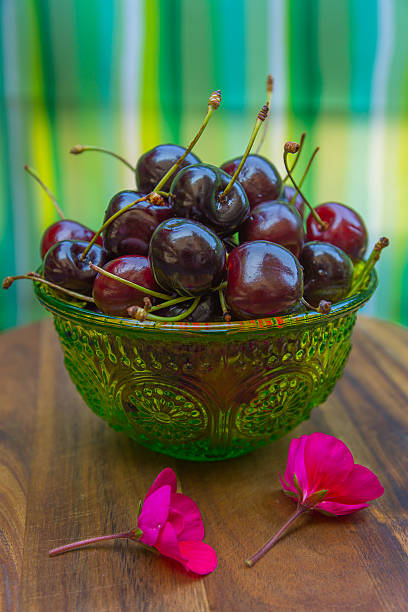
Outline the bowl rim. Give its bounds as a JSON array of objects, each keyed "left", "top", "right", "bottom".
[{"left": 34, "top": 269, "right": 378, "bottom": 334}]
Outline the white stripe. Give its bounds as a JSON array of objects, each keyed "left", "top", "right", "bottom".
[
  {"left": 267, "top": 0, "right": 287, "bottom": 173},
  {"left": 366, "top": 0, "right": 394, "bottom": 316},
  {"left": 120, "top": 0, "right": 143, "bottom": 179}
]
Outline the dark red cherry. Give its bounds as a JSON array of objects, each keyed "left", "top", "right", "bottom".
[
  {"left": 43, "top": 240, "right": 106, "bottom": 295},
  {"left": 281, "top": 185, "right": 306, "bottom": 219},
  {"left": 239, "top": 201, "right": 304, "bottom": 258},
  {"left": 220, "top": 154, "right": 282, "bottom": 209},
  {"left": 157, "top": 293, "right": 222, "bottom": 322},
  {"left": 170, "top": 164, "right": 249, "bottom": 236},
  {"left": 149, "top": 218, "right": 227, "bottom": 296},
  {"left": 306, "top": 202, "right": 368, "bottom": 260},
  {"left": 300, "top": 241, "right": 353, "bottom": 306},
  {"left": 93, "top": 255, "right": 160, "bottom": 317},
  {"left": 102, "top": 190, "right": 172, "bottom": 257},
  {"left": 226, "top": 241, "right": 303, "bottom": 319},
  {"left": 136, "top": 144, "right": 201, "bottom": 193},
  {"left": 40, "top": 220, "right": 103, "bottom": 259}
]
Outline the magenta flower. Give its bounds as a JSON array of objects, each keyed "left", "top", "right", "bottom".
[
  {"left": 49, "top": 468, "right": 217, "bottom": 575},
  {"left": 246, "top": 433, "right": 384, "bottom": 567}
]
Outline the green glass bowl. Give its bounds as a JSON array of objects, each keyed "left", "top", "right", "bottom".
[{"left": 34, "top": 272, "right": 377, "bottom": 461}]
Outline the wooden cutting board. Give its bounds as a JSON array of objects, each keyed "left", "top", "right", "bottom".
[{"left": 1, "top": 317, "right": 407, "bottom": 611}]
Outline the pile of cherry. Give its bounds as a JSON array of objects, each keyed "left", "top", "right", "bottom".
[{"left": 3, "top": 86, "right": 388, "bottom": 323}]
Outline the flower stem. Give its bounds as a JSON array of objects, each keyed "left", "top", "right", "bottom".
[
  {"left": 49, "top": 531, "right": 134, "bottom": 557},
  {"left": 245, "top": 506, "right": 305, "bottom": 567}
]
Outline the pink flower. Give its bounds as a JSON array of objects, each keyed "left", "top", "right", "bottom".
[
  {"left": 137, "top": 468, "right": 217, "bottom": 575},
  {"left": 246, "top": 433, "right": 384, "bottom": 567},
  {"left": 49, "top": 467, "right": 217, "bottom": 576},
  {"left": 280, "top": 432, "right": 384, "bottom": 515}
]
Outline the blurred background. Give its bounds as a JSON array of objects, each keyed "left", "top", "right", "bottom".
[{"left": 1, "top": 0, "right": 407, "bottom": 331}]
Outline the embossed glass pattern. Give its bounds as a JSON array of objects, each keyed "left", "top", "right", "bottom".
[{"left": 34, "top": 272, "right": 377, "bottom": 461}]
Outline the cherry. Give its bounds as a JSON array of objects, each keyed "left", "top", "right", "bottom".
[
  {"left": 41, "top": 220, "right": 103, "bottom": 259},
  {"left": 239, "top": 201, "right": 304, "bottom": 258},
  {"left": 169, "top": 164, "right": 249, "bottom": 236},
  {"left": 136, "top": 145, "right": 201, "bottom": 193},
  {"left": 149, "top": 218, "right": 227, "bottom": 296},
  {"left": 43, "top": 240, "right": 106, "bottom": 295},
  {"left": 103, "top": 190, "right": 172, "bottom": 257},
  {"left": 300, "top": 242, "right": 353, "bottom": 306},
  {"left": 281, "top": 186, "right": 306, "bottom": 219},
  {"left": 226, "top": 241, "right": 303, "bottom": 319},
  {"left": 220, "top": 154, "right": 282, "bottom": 209},
  {"left": 156, "top": 293, "right": 222, "bottom": 322},
  {"left": 306, "top": 202, "right": 368, "bottom": 260},
  {"left": 283, "top": 143, "right": 367, "bottom": 260},
  {"left": 24, "top": 165, "right": 102, "bottom": 257},
  {"left": 92, "top": 256, "right": 162, "bottom": 317}
]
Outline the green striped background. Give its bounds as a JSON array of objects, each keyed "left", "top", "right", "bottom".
[{"left": 1, "top": 0, "right": 407, "bottom": 330}]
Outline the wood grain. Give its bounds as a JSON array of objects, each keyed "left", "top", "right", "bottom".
[{"left": 0, "top": 317, "right": 407, "bottom": 611}]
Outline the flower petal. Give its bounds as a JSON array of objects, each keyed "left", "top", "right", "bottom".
[
  {"left": 315, "top": 500, "right": 370, "bottom": 515},
  {"left": 178, "top": 541, "right": 218, "bottom": 575},
  {"left": 145, "top": 468, "right": 178, "bottom": 499},
  {"left": 282, "top": 435, "right": 309, "bottom": 498},
  {"left": 170, "top": 493, "right": 205, "bottom": 541},
  {"left": 303, "top": 433, "right": 355, "bottom": 496},
  {"left": 138, "top": 485, "right": 171, "bottom": 546},
  {"left": 325, "top": 464, "right": 384, "bottom": 504},
  {"left": 155, "top": 521, "right": 185, "bottom": 564}
]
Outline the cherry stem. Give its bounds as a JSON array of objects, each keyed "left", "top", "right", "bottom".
[
  {"left": 146, "top": 297, "right": 200, "bottom": 322},
  {"left": 245, "top": 506, "right": 306, "bottom": 567},
  {"left": 70, "top": 145, "right": 136, "bottom": 173},
  {"left": 149, "top": 295, "right": 195, "bottom": 312},
  {"left": 218, "top": 288, "right": 231, "bottom": 322},
  {"left": 24, "top": 165, "right": 65, "bottom": 219},
  {"left": 301, "top": 297, "right": 331, "bottom": 315},
  {"left": 49, "top": 531, "right": 137, "bottom": 557},
  {"left": 255, "top": 75, "right": 274, "bottom": 155},
  {"left": 282, "top": 132, "right": 306, "bottom": 183},
  {"left": 89, "top": 262, "right": 173, "bottom": 301},
  {"left": 81, "top": 194, "right": 149, "bottom": 259},
  {"left": 290, "top": 146, "right": 320, "bottom": 205},
  {"left": 220, "top": 103, "right": 270, "bottom": 200},
  {"left": 154, "top": 90, "right": 221, "bottom": 194},
  {"left": 80, "top": 91, "right": 221, "bottom": 261},
  {"left": 350, "top": 237, "right": 389, "bottom": 294},
  {"left": 2, "top": 273, "right": 95, "bottom": 302},
  {"left": 283, "top": 143, "right": 327, "bottom": 230}
]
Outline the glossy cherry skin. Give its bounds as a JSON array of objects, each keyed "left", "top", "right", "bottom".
[
  {"left": 158, "top": 293, "right": 223, "bottom": 322},
  {"left": 149, "top": 218, "right": 227, "bottom": 296},
  {"left": 239, "top": 201, "right": 305, "bottom": 258},
  {"left": 43, "top": 240, "right": 106, "bottom": 296},
  {"left": 306, "top": 202, "right": 368, "bottom": 260},
  {"left": 170, "top": 164, "right": 249, "bottom": 237},
  {"left": 226, "top": 241, "right": 303, "bottom": 319},
  {"left": 281, "top": 185, "right": 306, "bottom": 219},
  {"left": 220, "top": 154, "right": 282, "bottom": 209},
  {"left": 300, "top": 241, "right": 354, "bottom": 306},
  {"left": 92, "top": 255, "right": 160, "bottom": 317},
  {"left": 103, "top": 190, "right": 172, "bottom": 258},
  {"left": 136, "top": 144, "right": 201, "bottom": 193},
  {"left": 40, "top": 220, "right": 103, "bottom": 259}
]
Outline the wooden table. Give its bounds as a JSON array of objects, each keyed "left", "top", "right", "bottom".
[{"left": 1, "top": 317, "right": 407, "bottom": 611}]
